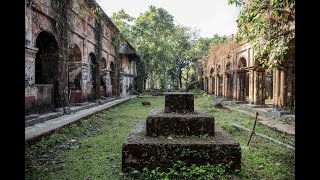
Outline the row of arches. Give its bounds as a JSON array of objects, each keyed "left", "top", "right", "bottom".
[
  {"left": 34, "top": 30, "right": 116, "bottom": 107},
  {"left": 207, "top": 57, "right": 249, "bottom": 101},
  {"left": 205, "top": 52, "right": 295, "bottom": 112}
]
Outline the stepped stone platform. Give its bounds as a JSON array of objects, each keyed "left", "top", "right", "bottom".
[
  {"left": 122, "top": 92, "right": 241, "bottom": 172},
  {"left": 122, "top": 121, "right": 241, "bottom": 172},
  {"left": 146, "top": 109, "right": 214, "bottom": 136}
]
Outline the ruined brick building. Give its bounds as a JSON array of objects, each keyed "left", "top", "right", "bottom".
[
  {"left": 25, "top": 0, "right": 141, "bottom": 114},
  {"left": 202, "top": 38, "right": 295, "bottom": 114}
]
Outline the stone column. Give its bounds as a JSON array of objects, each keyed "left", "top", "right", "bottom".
[
  {"left": 208, "top": 76, "right": 211, "bottom": 94},
  {"left": 215, "top": 75, "right": 219, "bottom": 97},
  {"left": 25, "top": 46, "right": 38, "bottom": 110},
  {"left": 233, "top": 73, "right": 237, "bottom": 99},
  {"left": 209, "top": 76, "right": 213, "bottom": 94},
  {"left": 236, "top": 74, "right": 240, "bottom": 100},
  {"left": 279, "top": 68, "right": 287, "bottom": 109},
  {"left": 25, "top": 47, "right": 38, "bottom": 87},
  {"left": 286, "top": 65, "right": 295, "bottom": 111},
  {"left": 273, "top": 69, "right": 280, "bottom": 109},
  {"left": 225, "top": 74, "right": 228, "bottom": 98},
  {"left": 218, "top": 76, "right": 223, "bottom": 96},
  {"left": 257, "top": 71, "right": 266, "bottom": 105},
  {"left": 222, "top": 74, "right": 226, "bottom": 97},
  {"left": 253, "top": 71, "right": 258, "bottom": 104},
  {"left": 249, "top": 70, "right": 254, "bottom": 104}
]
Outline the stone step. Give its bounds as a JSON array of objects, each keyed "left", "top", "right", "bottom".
[
  {"left": 69, "top": 102, "right": 99, "bottom": 113},
  {"left": 164, "top": 92, "right": 194, "bottom": 113},
  {"left": 146, "top": 109, "right": 214, "bottom": 137},
  {"left": 25, "top": 112, "right": 63, "bottom": 127},
  {"left": 69, "top": 102, "right": 90, "bottom": 106},
  {"left": 238, "top": 104, "right": 295, "bottom": 123},
  {"left": 122, "top": 121, "right": 241, "bottom": 172},
  {"left": 25, "top": 114, "right": 39, "bottom": 121},
  {"left": 98, "top": 98, "right": 116, "bottom": 105}
]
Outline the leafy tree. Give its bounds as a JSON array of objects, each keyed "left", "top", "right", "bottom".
[
  {"left": 228, "top": 0, "right": 295, "bottom": 68},
  {"left": 170, "top": 25, "right": 198, "bottom": 89},
  {"left": 111, "top": 9, "right": 134, "bottom": 42},
  {"left": 131, "top": 6, "right": 176, "bottom": 94},
  {"left": 111, "top": 7, "right": 231, "bottom": 92}
]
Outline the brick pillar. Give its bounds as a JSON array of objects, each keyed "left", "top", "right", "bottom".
[
  {"left": 253, "top": 71, "right": 258, "bottom": 104},
  {"left": 215, "top": 75, "right": 219, "bottom": 97},
  {"left": 273, "top": 69, "right": 280, "bottom": 108},
  {"left": 256, "top": 71, "right": 266, "bottom": 105},
  {"left": 207, "top": 76, "right": 210, "bottom": 94},
  {"left": 236, "top": 74, "right": 240, "bottom": 100},
  {"left": 225, "top": 74, "right": 228, "bottom": 98},
  {"left": 222, "top": 74, "right": 226, "bottom": 97},
  {"left": 219, "top": 76, "right": 222, "bottom": 96},
  {"left": 279, "top": 68, "right": 287, "bottom": 108},
  {"left": 233, "top": 72, "right": 237, "bottom": 99},
  {"left": 249, "top": 70, "right": 254, "bottom": 104},
  {"left": 286, "top": 65, "right": 295, "bottom": 111}
]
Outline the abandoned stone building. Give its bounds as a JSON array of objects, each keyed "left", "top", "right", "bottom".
[
  {"left": 203, "top": 39, "right": 295, "bottom": 114},
  {"left": 25, "top": 0, "right": 141, "bottom": 114}
]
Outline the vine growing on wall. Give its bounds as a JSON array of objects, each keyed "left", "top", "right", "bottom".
[
  {"left": 228, "top": 0, "right": 295, "bottom": 68},
  {"left": 111, "top": 33, "right": 123, "bottom": 97},
  {"left": 93, "top": 8, "right": 104, "bottom": 99}
]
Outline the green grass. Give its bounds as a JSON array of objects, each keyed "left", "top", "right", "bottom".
[{"left": 25, "top": 94, "right": 295, "bottom": 179}]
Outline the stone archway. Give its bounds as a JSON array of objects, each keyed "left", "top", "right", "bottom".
[
  {"left": 35, "top": 30, "right": 60, "bottom": 107},
  {"left": 237, "top": 57, "right": 248, "bottom": 101},
  {"left": 225, "top": 62, "right": 233, "bottom": 98},
  {"left": 68, "top": 44, "right": 82, "bottom": 103},
  {"left": 88, "top": 53, "right": 99, "bottom": 100},
  {"left": 210, "top": 67, "right": 215, "bottom": 94},
  {"left": 265, "top": 70, "right": 273, "bottom": 106},
  {"left": 100, "top": 57, "right": 107, "bottom": 97}
]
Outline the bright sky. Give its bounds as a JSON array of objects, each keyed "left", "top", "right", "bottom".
[{"left": 96, "top": 0, "right": 240, "bottom": 38}]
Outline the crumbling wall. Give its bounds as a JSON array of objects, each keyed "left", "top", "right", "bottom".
[{"left": 25, "top": 0, "right": 139, "bottom": 114}]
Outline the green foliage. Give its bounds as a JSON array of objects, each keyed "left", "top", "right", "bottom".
[
  {"left": 228, "top": 0, "right": 295, "bottom": 68},
  {"left": 188, "top": 34, "right": 228, "bottom": 59},
  {"left": 111, "top": 6, "right": 231, "bottom": 90},
  {"left": 111, "top": 9, "right": 134, "bottom": 41},
  {"left": 127, "top": 161, "right": 229, "bottom": 180},
  {"left": 190, "top": 88, "right": 209, "bottom": 99}
]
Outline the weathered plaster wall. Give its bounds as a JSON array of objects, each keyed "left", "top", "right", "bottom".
[{"left": 25, "top": 0, "right": 138, "bottom": 114}]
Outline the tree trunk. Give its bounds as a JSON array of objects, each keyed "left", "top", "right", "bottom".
[{"left": 150, "top": 72, "right": 155, "bottom": 95}]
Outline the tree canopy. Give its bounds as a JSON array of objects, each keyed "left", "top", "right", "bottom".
[
  {"left": 228, "top": 0, "right": 295, "bottom": 68},
  {"left": 111, "top": 6, "right": 231, "bottom": 92}
]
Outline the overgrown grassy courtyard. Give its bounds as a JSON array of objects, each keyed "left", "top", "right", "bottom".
[{"left": 25, "top": 92, "right": 295, "bottom": 179}]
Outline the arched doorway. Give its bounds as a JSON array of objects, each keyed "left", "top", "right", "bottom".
[
  {"left": 265, "top": 69, "right": 273, "bottom": 106},
  {"left": 226, "top": 62, "right": 232, "bottom": 98},
  {"left": 210, "top": 67, "right": 215, "bottom": 94},
  {"left": 88, "top": 53, "right": 98, "bottom": 100},
  {"left": 68, "top": 44, "right": 82, "bottom": 103},
  {"left": 100, "top": 58, "right": 107, "bottom": 97},
  {"left": 35, "top": 30, "right": 60, "bottom": 107},
  {"left": 237, "top": 57, "right": 248, "bottom": 101},
  {"left": 217, "top": 65, "right": 222, "bottom": 96},
  {"left": 110, "top": 61, "right": 116, "bottom": 96}
]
